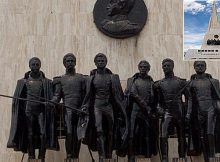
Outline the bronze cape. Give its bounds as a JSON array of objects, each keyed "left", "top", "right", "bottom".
[
  {"left": 124, "top": 73, "right": 158, "bottom": 157},
  {"left": 7, "top": 71, "right": 59, "bottom": 153},
  {"left": 77, "top": 69, "right": 128, "bottom": 155},
  {"left": 187, "top": 73, "right": 220, "bottom": 155}
]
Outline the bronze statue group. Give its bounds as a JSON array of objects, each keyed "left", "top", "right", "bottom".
[{"left": 6, "top": 53, "right": 220, "bottom": 162}]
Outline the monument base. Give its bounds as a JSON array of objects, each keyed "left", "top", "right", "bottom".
[
  {"left": 64, "top": 158, "right": 79, "bottom": 162},
  {"left": 135, "top": 158, "right": 151, "bottom": 162},
  {"left": 103, "top": 159, "right": 117, "bottom": 162}
]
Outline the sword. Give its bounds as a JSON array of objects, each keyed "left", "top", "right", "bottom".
[{"left": 0, "top": 93, "right": 88, "bottom": 115}]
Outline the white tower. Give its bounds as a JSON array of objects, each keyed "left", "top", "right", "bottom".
[{"left": 201, "top": 0, "right": 220, "bottom": 48}]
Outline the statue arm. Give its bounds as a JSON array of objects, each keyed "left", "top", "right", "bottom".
[
  {"left": 51, "top": 77, "right": 62, "bottom": 103},
  {"left": 153, "top": 81, "right": 165, "bottom": 117},
  {"left": 80, "top": 76, "right": 93, "bottom": 111},
  {"left": 186, "top": 82, "right": 193, "bottom": 120},
  {"left": 131, "top": 83, "right": 151, "bottom": 113}
]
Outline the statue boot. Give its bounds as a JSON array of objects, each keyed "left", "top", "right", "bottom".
[
  {"left": 178, "top": 137, "right": 186, "bottom": 158},
  {"left": 40, "top": 158, "right": 45, "bottom": 162},
  {"left": 38, "top": 135, "right": 46, "bottom": 162},
  {"left": 97, "top": 132, "right": 105, "bottom": 162},
  {"left": 73, "top": 136, "right": 81, "bottom": 159},
  {"left": 145, "top": 137, "right": 150, "bottom": 157},
  {"left": 128, "top": 156, "right": 135, "bottom": 162},
  {"left": 208, "top": 134, "right": 215, "bottom": 162},
  {"left": 160, "top": 137, "right": 169, "bottom": 162},
  {"left": 106, "top": 133, "right": 113, "bottom": 159},
  {"left": 200, "top": 137, "right": 209, "bottom": 162},
  {"left": 28, "top": 135, "right": 35, "bottom": 160},
  {"left": 66, "top": 133, "right": 73, "bottom": 159},
  {"left": 128, "top": 138, "right": 135, "bottom": 162}
]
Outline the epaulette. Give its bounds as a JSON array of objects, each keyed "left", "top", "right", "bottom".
[
  {"left": 76, "top": 73, "right": 87, "bottom": 80},
  {"left": 177, "top": 77, "right": 186, "bottom": 82},
  {"left": 190, "top": 74, "right": 196, "bottom": 80},
  {"left": 53, "top": 76, "right": 61, "bottom": 85},
  {"left": 153, "top": 80, "right": 161, "bottom": 88},
  {"left": 205, "top": 73, "right": 212, "bottom": 78}
]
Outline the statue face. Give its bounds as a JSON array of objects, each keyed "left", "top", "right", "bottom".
[
  {"left": 138, "top": 62, "right": 150, "bottom": 75},
  {"left": 29, "top": 59, "right": 41, "bottom": 73},
  {"left": 162, "top": 61, "right": 174, "bottom": 74},
  {"left": 64, "top": 56, "right": 76, "bottom": 70},
  {"left": 194, "top": 62, "right": 206, "bottom": 74},
  {"left": 95, "top": 56, "right": 107, "bottom": 69},
  {"left": 107, "top": 0, "right": 125, "bottom": 16}
]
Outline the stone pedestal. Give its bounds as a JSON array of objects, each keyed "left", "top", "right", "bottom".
[
  {"left": 135, "top": 158, "right": 151, "bottom": 162},
  {"left": 64, "top": 159, "right": 79, "bottom": 162},
  {"left": 103, "top": 159, "right": 117, "bottom": 162}
]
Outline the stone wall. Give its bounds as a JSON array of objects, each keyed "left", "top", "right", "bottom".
[{"left": 0, "top": 0, "right": 219, "bottom": 161}]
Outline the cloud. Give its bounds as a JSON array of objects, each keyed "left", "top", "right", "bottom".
[
  {"left": 184, "top": 32, "right": 204, "bottom": 51},
  {"left": 184, "top": 0, "right": 220, "bottom": 14},
  {"left": 185, "top": 32, "right": 205, "bottom": 43},
  {"left": 184, "top": 0, "right": 206, "bottom": 14},
  {"left": 207, "top": 0, "right": 214, "bottom": 4}
]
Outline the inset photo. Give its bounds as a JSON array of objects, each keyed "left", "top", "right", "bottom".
[{"left": 184, "top": 0, "right": 220, "bottom": 60}]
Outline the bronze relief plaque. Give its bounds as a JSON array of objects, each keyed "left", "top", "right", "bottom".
[{"left": 93, "top": 0, "right": 148, "bottom": 39}]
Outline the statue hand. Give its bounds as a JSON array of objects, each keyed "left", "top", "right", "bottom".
[
  {"left": 80, "top": 105, "right": 88, "bottom": 116},
  {"left": 148, "top": 110, "right": 157, "bottom": 119},
  {"left": 157, "top": 107, "right": 165, "bottom": 118}
]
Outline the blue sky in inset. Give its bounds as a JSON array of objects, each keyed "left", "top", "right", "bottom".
[{"left": 184, "top": 0, "right": 220, "bottom": 51}]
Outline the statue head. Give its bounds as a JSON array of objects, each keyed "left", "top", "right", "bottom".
[
  {"left": 63, "top": 53, "right": 76, "bottom": 70},
  {"left": 138, "top": 60, "right": 150, "bottom": 75},
  {"left": 106, "top": 0, "right": 135, "bottom": 16},
  {"left": 29, "top": 57, "right": 41, "bottom": 73},
  {"left": 94, "top": 53, "right": 108, "bottom": 69},
  {"left": 194, "top": 61, "right": 206, "bottom": 74},
  {"left": 162, "top": 58, "right": 174, "bottom": 75}
]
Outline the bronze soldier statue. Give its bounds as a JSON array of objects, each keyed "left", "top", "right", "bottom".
[
  {"left": 154, "top": 58, "right": 188, "bottom": 162},
  {"left": 7, "top": 57, "right": 58, "bottom": 162},
  {"left": 187, "top": 61, "right": 220, "bottom": 162},
  {"left": 51, "top": 53, "right": 86, "bottom": 161},
  {"left": 125, "top": 60, "right": 158, "bottom": 162},
  {"left": 77, "top": 53, "right": 128, "bottom": 162}
]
